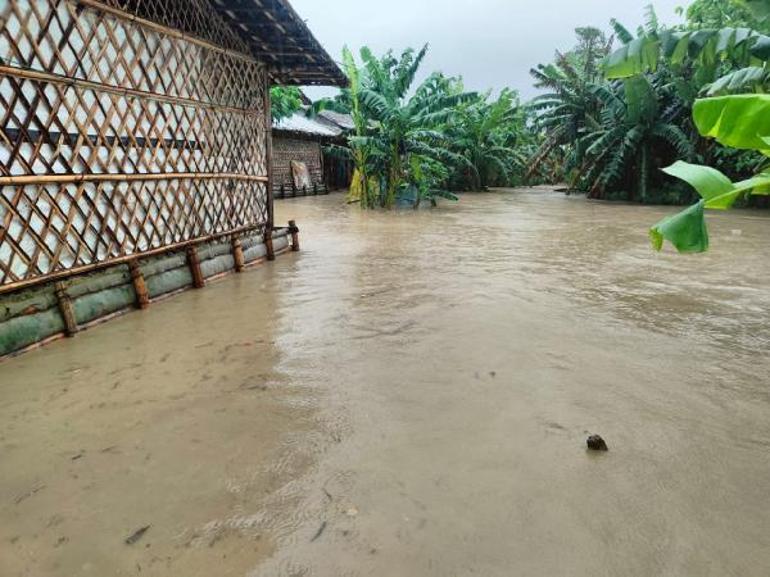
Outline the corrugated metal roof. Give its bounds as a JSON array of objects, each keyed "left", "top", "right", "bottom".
[
  {"left": 317, "top": 110, "right": 355, "bottom": 131},
  {"left": 273, "top": 112, "right": 342, "bottom": 137}
]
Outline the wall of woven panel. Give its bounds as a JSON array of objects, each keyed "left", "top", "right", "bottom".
[{"left": 0, "top": 0, "right": 271, "bottom": 292}]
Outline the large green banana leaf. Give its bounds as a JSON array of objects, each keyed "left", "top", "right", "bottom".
[
  {"left": 606, "top": 28, "right": 770, "bottom": 79},
  {"left": 693, "top": 94, "right": 770, "bottom": 151},
  {"left": 651, "top": 161, "right": 770, "bottom": 252},
  {"left": 650, "top": 200, "right": 710, "bottom": 253}
]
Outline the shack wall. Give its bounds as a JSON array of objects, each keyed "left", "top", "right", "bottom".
[
  {"left": 272, "top": 135, "right": 325, "bottom": 197},
  {"left": 0, "top": 0, "right": 271, "bottom": 294}
]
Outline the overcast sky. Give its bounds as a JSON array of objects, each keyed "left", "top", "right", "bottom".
[{"left": 291, "top": 0, "right": 686, "bottom": 101}]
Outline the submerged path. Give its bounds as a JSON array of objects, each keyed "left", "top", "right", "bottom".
[{"left": 1, "top": 189, "right": 769, "bottom": 577}]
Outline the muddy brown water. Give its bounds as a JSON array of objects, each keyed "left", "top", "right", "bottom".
[{"left": 1, "top": 189, "right": 769, "bottom": 577}]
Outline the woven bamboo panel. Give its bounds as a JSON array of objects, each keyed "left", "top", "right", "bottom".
[
  {"left": 0, "top": 0, "right": 271, "bottom": 291},
  {"left": 102, "top": 0, "right": 252, "bottom": 57}
]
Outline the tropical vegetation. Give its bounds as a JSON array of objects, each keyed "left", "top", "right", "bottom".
[
  {"left": 309, "top": 45, "right": 534, "bottom": 208},
  {"left": 601, "top": 0, "right": 770, "bottom": 252},
  {"left": 270, "top": 86, "right": 304, "bottom": 122},
  {"left": 273, "top": 0, "right": 770, "bottom": 253}
]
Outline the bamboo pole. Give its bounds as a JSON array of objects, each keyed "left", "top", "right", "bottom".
[
  {"left": 0, "top": 171, "right": 268, "bottom": 186},
  {"left": 0, "top": 64, "right": 261, "bottom": 114},
  {"left": 288, "top": 220, "right": 300, "bottom": 252},
  {"left": 231, "top": 238, "right": 245, "bottom": 272},
  {"left": 186, "top": 246, "right": 205, "bottom": 288},
  {"left": 73, "top": 0, "right": 258, "bottom": 64},
  {"left": 127, "top": 260, "right": 150, "bottom": 309},
  {"left": 264, "top": 80, "right": 275, "bottom": 230},
  {"left": 54, "top": 281, "right": 79, "bottom": 336}
]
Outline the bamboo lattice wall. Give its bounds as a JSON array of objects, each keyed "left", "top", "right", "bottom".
[{"left": 0, "top": 0, "right": 272, "bottom": 293}]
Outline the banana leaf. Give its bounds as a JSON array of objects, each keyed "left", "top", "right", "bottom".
[
  {"left": 650, "top": 200, "right": 709, "bottom": 253},
  {"left": 693, "top": 94, "right": 770, "bottom": 151}
]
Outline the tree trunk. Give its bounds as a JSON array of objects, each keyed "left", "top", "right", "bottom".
[
  {"left": 386, "top": 145, "right": 401, "bottom": 208},
  {"left": 639, "top": 146, "right": 649, "bottom": 204}
]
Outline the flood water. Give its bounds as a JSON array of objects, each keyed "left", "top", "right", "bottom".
[{"left": 1, "top": 189, "right": 769, "bottom": 577}]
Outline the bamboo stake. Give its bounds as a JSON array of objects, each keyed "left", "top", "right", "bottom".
[
  {"left": 231, "top": 238, "right": 245, "bottom": 272},
  {"left": 54, "top": 281, "right": 79, "bottom": 336},
  {"left": 288, "top": 220, "right": 300, "bottom": 252},
  {"left": 0, "top": 224, "right": 264, "bottom": 295},
  {"left": 127, "top": 260, "right": 150, "bottom": 309},
  {"left": 186, "top": 246, "right": 205, "bottom": 288},
  {"left": 264, "top": 231, "right": 276, "bottom": 262},
  {"left": 0, "top": 172, "right": 268, "bottom": 186}
]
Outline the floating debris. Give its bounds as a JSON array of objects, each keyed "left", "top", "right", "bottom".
[
  {"left": 310, "top": 521, "right": 327, "bottom": 542},
  {"left": 586, "top": 435, "right": 609, "bottom": 452},
  {"left": 125, "top": 525, "right": 151, "bottom": 545},
  {"left": 13, "top": 483, "right": 45, "bottom": 505}
]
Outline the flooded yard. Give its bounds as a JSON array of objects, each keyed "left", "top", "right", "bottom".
[{"left": 1, "top": 189, "right": 769, "bottom": 576}]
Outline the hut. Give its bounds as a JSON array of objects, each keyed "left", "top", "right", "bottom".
[
  {"left": 317, "top": 110, "right": 356, "bottom": 192},
  {"left": 272, "top": 112, "right": 342, "bottom": 199},
  {"left": 271, "top": 109, "right": 354, "bottom": 198},
  {"left": 0, "top": 0, "right": 346, "bottom": 358}
]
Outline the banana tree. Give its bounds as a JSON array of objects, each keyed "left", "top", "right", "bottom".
[
  {"left": 444, "top": 88, "right": 528, "bottom": 190},
  {"left": 527, "top": 27, "right": 613, "bottom": 183},
  {"left": 603, "top": 1, "right": 770, "bottom": 252},
  {"left": 579, "top": 75, "right": 694, "bottom": 200},
  {"left": 605, "top": 3, "right": 770, "bottom": 100},
  {"left": 355, "top": 49, "right": 477, "bottom": 207}
]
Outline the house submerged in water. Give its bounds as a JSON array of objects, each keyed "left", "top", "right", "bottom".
[{"left": 0, "top": 0, "right": 346, "bottom": 358}]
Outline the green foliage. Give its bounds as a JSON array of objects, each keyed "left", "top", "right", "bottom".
[
  {"left": 650, "top": 200, "right": 710, "bottom": 252},
  {"left": 652, "top": 97, "right": 770, "bottom": 252},
  {"left": 682, "top": 0, "right": 767, "bottom": 31},
  {"left": 527, "top": 27, "right": 613, "bottom": 184},
  {"left": 530, "top": 21, "right": 694, "bottom": 199},
  {"left": 605, "top": 4, "right": 770, "bottom": 100},
  {"left": 312, "top": 45, "right": 530, "bottom": 209},
  {"left": 444, "top": 88, "right": 529, "bottom": 190},
  {"left": 270, "top": 86, "right": 304, "bottom": 122},
  {"left": 694, "top": 94, "right": 770, "bottom": 149},
  {"left": 636, "top": 1, "right": 770, "bottom": 252}
]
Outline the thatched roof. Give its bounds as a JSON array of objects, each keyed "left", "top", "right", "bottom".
[{"left": 212, "top": 0, "right": 347, "bottom": 87}]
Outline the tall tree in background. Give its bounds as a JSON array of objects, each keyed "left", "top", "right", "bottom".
[
  {"left": 527, "top": 27, "right": 613, "bottom": 184},
  {"left": 681, "top": 0, "right": 767, "bottom": 30}
]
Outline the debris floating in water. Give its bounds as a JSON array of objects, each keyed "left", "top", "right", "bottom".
[
  {"left": 310, "top": 521, "right": 327, "bottom": 543},
  {"left": 124, "top": 525, "right": 151, "bottom": 545},
  {"left": 586, "top": 435, "right": 609, "bottom": 452}
]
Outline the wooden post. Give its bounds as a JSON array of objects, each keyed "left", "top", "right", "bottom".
[
  {"left": 288, "top": 220, "right": 300, "bottom": 252},
  {"left": 264, "top": 230, "right": 276, "bottom": 261},
  {"left": 232, "top": 237, "right": 245, "bottom": 272},
  {"left": 264, "top": 81, "right": 275, "bottom": 231},
  {"left": 187, "top": 246, "right": 205, "bottom": 288},
  {"left": 128, "top": 260, "right": 150, "bottom": 309},
  {"left": 54, "top": 281, "right": 79, "bottom": 337}
]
